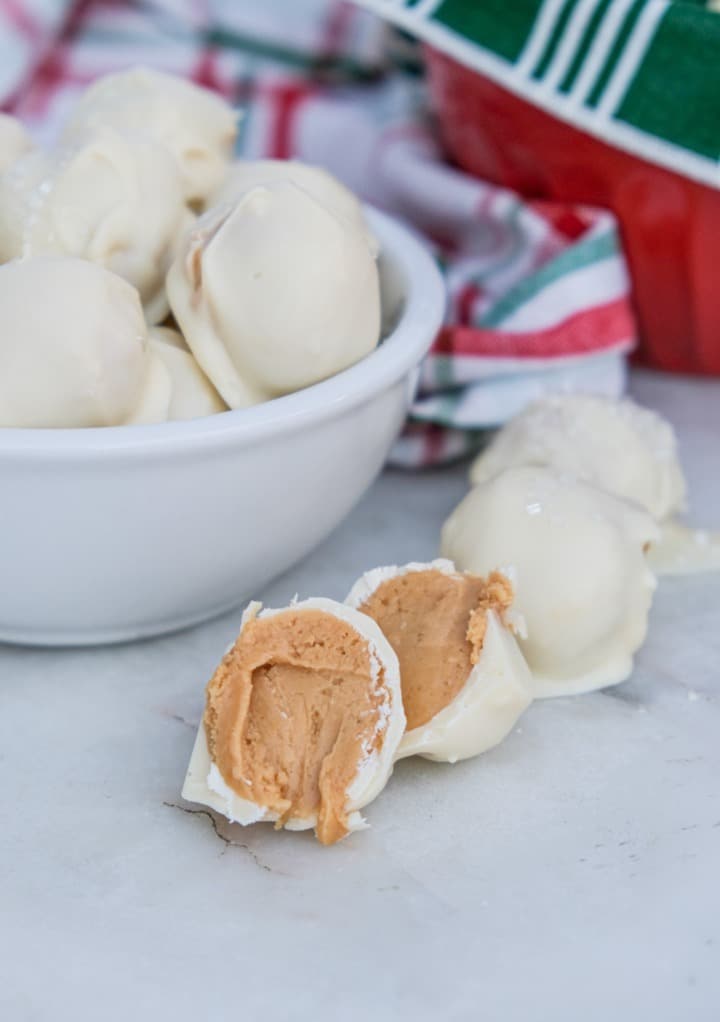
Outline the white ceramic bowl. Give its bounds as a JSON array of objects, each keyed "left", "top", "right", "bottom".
[{"left": 0, "top": 208, "right": 445, "bottom": 645}]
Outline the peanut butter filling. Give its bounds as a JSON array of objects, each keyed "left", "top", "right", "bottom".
[
  {"left": 204, "top": 608, "right": 388, "bottom": 845},
  {"left": 358, "top": 570, "right": 513, "bottom": 731}
]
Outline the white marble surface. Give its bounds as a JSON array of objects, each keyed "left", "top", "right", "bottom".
[{"left": 2, "top": 371, "right": 719, "bottom": 1022}]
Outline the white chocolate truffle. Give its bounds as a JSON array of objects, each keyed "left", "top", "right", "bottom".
[
  {"left": 61, "top": 67, "right": 238, "bottom": 204},
  {"left": 0, "top": 130, "right": 188, "bottom": 324},
  {"left": 469, "top": 394, "right": 687, "bottom": 521},
  {"left": 182, "top": 598, "right": 405, "bottom": 844},
  {"left": 0, "top": 114, "right": 34, "bottom": 173},
  {"left": 346, "top": 560, "right": 533, "bottom": 764},
  {"left": 212, "top": 159, "right": 378, "bottom": 253},
  {"left": 167, "top": 181, "right": 381, "bottom": 408},
  {"left": 0, "top": 257, "right": 170, "bottom": 428},
  {"left": 149, "top": 327, "right": 226, "bottom": 420},
  {"left": 441, "top": 467, "right": 660, "bottom": 697}
]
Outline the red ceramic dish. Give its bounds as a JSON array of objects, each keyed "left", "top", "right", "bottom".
[{"left": 426, "top": 46, "right": 720, "bottom": 376}]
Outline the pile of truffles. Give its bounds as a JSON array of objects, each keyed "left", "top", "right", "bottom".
[
  {"left": 183, "top": 393, "right": 719, "bottom": 846},
  {"left": 0, "top": 68, "right": 380, "bottom": 429}
]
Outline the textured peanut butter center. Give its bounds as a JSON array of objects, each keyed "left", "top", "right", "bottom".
[
  {"left": 358, "top": 570, "right": 513, "bottom": 731},
  {"left": 204, "top": 608, "right": 387, "bottom": 845}
]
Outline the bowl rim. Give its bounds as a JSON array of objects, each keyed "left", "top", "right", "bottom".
[{"left": 0, "top": 206, "right": 445, "bottom": 460}]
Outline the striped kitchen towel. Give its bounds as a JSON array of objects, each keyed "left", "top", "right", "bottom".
[
  {"left": 0, "top": 0, "right": 639, "bottom": 466},
  {"left": 0, "top": 0, "right": 68, "bottom": 107}
]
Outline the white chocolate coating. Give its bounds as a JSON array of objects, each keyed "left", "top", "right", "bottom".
[
  {"left": 0, "top": 113, "right": 34, "bottom": 173},
  {"left": 212, "top": 160, "right": 378, "bottom": 253},
  {"left": 441, "top": 467, "right": 660, "bottom": 697},
  {"left": 61, "top": 67, "right": 238, "bottom": 204},
  {"left": 149, "top": 327, "right": 226, "bottom": 421},
  {"left": 182, "top": 597, "right": 405, "bottom": 836},
  {"left": 647, "top": 520, "right": 720, "bottom": 576},
  {"left": 0, "top": 130, "right": 188, "bottom": 324},
  {"left": 167, "top": 181, "right": 381, "bottom": 408},
  {"left": 346, "top": 560, "right": 533, "bottom": 764},
  {"left": 399, "top": 611, "right": 532, "bottom": 762},
  {"left": 469, "top": 394, "right": 687, "bottom": 521},
  {"left": 0, "top": 257, "right": 170, "bottom": 427}
]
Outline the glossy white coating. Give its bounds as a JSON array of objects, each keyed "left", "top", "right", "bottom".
[
  {"left": 467, "top": 393, "right": 720, "bottom": 577},
  {"left": 61, "top": 66, "right": 238, "bottom": 203},
  {"left": 647, "top": 520, "right": 720, "bottom": 576},
  {"left": 0, "top": 130, "right": 187, "bottom": 323},
  {"left": 167, "top": 180, "right": 381, "bottom": 408},
  {"left": 469, "top": 393, "right": 686, "bottom": 520},
  {"left": 442, "top": 466, "right": 660, "bottom": 697},
  {"left": 149, "top": 328, "right": 227, "bottom": 421},
  {"left": 211, "top": 158, "right": 378, "bottom": 253},
  {"left": 398, "top": 610, "right": 533, "bottom": 763},
  {"left": 0, "top": 257, "right": 169, "bottom": 429},
  {"left": 346, "top": 559, "right": 532, "bottom": 763}
]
